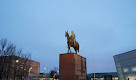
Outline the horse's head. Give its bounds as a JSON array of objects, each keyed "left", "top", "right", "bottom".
[{"left": 65, "top": 31, "right": 69, "bottom": 38}]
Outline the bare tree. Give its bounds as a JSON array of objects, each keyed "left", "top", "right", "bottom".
[
  {"left": 49, "top": 67, "right": 59, "bottom": 79},
  {"left": 17, "top": 53, "right": 31, "bottom": 80},
  {"left": 0, "top": 39, "right": 31, "bottom": 80}
]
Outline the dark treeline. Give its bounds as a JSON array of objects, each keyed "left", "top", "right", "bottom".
[
  {"left": 0, "top": 39, "right": 31, "bottom": 80},
  {"left": 49, "top": 67, "right": 59, "bottom": 79}
]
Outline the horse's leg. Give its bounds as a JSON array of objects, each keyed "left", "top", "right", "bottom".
[
  {"left": 75, "top": 48, "right": 77, "bottom": 54},
  {"left": 68, "top": 46, "right": 70, "bottom": 53},
  {"left": 70, "top": 47, "right": 71, "bottom": 53},
  {"left": 74, "top": 47, "right": 76, "bottom": 54},
  {"left": 68, "top": 46, "right": 69, "bottom": 53}
]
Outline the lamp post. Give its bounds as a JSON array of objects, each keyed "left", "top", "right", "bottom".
[
  {"left": 92, "top": 51, "right": 95, "bottom": 80},
  {"left": 57, "top": 70, "right": 59, "bottom": 74},
  {"left": 44, "top": 67, "right": 46, "bottom": 78},
  {"left": 93, "top": 53, "right": 95, "bottom": 80},
  {"left": 44, "top": 67, "right": 46, "bottom": 73}
]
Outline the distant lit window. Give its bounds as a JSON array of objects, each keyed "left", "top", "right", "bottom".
[
  {"left": 124, "top": 68, "right": 128, "bottom": 72},
  {"left": 132, "top": 67, "right": 136, "bottom": 72}
]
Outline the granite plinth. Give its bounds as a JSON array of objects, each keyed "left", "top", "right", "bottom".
[{"left": 59, "top": 53, "right": 87, "bottom": 80}]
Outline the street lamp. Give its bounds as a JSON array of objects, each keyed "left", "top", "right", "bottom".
[
  {"left": 57, "top": 70, "right": 59, "bottom": 74},
  {"left": 44, "top": 67, "right": 46, "bottom": 74},
  {"left": 44, "top": 67, "right": 46, "bottom": 70},
  {"left": 44, "top": 67, "right": 47, "bottom": 78}
]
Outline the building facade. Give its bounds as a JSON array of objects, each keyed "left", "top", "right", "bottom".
[
  {"left": 29, "top": 60, "right": 40, "bottom": 77},
  {"left": 114, "top": 49, "right": 136, "bottom": 80},
  {"left": 0, "top": 56, "right": 40, "bottom": 79}
]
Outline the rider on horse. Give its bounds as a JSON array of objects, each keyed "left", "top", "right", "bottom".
[
  {"left": 65, "top": 30, "right": 79, "bottom": 53},
  {"left": 70, "top": 31, "right": 76, "bottom": 46}
]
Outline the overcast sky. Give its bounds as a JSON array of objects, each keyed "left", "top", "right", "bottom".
[{"left": 0, "top": 0, "right": 136, "bottom": 73}]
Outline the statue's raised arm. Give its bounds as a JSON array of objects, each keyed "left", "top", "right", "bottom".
[{"left": 65, "top": 31, "right": 79, "bottom": 54}]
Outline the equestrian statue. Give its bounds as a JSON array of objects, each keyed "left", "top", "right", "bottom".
[{"left": 65, "top": 31, "right": 79, "bottom": 54}]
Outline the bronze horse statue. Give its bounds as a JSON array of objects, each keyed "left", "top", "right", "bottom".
[{"left": 65, "top": 31, "right": 79, "bottom": 54}]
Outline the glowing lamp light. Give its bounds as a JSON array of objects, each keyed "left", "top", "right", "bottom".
[
  {"left": 16, "top": 60, "right": 19, "bottom": 63},
  {"left": 44, "top": 67, "right": 46, "bottom": 70}
]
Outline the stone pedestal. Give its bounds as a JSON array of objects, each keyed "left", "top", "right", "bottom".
[{"left": 59, "top": 53, "right": 87, "bottom": 80}]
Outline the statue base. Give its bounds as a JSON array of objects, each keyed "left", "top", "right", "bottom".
[{"left": 59, "top": 53, "right": 87, "bottom": 80}]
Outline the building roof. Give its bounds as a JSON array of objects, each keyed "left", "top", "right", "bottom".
[
  {"left": 87, "top": 72, "right": 118, "bottom": 78},
  {"left": 114, "top": 49, "right": 136, "bottom": 57}
]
